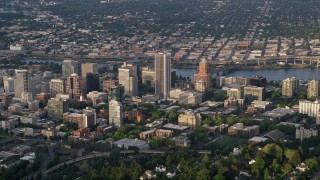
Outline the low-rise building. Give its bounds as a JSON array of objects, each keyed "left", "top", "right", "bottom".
[
  {"left": 178, "top": 110, "right": 202, "bottom": 130},
  {"left": 139, "top": 129, "right": 173, "bottom": 140},
  {"left": 228, "top": 123, "right": 259, "bottom": 138},
  {"left": 41, "top": 128, "right": 57, "bottom": 138},
  {"left": 173, "top": 135, "right": 190, "bottom": 148},
  {"left": 262, "top": 107, "right": 297, "bottom": 120},
  {"left": 296, "top": 127, "right": 318, "bottom": 141},
  {"left": 112, "top": 138, "right": 149, "bottom": 150}
]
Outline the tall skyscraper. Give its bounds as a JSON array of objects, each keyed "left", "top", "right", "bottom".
[
  {"left": 118, "top": 63, "right": 138, "bottom": 96},
  {"left": 282, "top": 77, "right": 299, "bottom": 97},
  {"left": 194, "top": 58, "right": 211, "bottom": 92},
  {"left": 155, "top": 52, "right": 171, "bottom": 99},
  {"left": 3, "top": 76, "right": 14, "bottom": 93},
  {"left": 308, "top": 80, "right": 319, "bottom": 99},
  {"left": 50, "top": 78, "right": 65, "bottom": 97},
  {"left": 66, "top": 73, "right": 82, "bottom": 99},
  {"left": 14, "top": 70, "right": 29, "bottom": 98},
  {"left": 81, "top": 63, "right": 98, "bottom": 92},
  {"left": 109, "top": 100, "right": 123, "bottom": 128},
  {"left": 86, "top": 73, "right": 100, "bottom": 93},
  {"left": 62, "top": 59, "right": 80, "bottom": 77}
]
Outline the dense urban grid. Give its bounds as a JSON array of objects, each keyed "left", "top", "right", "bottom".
[{"left": 1, "top": 0, "right": 320, "bottom": 179}]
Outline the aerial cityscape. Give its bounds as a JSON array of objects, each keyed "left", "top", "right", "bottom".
[{"left": 1, "top": 0, "right": 320, "bottom": 179}]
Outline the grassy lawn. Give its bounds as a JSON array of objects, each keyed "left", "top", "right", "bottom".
[{"left": 215, "top": 136, "right": 247, "bottom": 149}]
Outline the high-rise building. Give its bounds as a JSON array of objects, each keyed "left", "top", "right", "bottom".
[
  {"left": 102, "top": 80, "right": 119, "bottom": 93},
  {"left": 109, "top": 100, "right": 123, "bottom": 128},
  {"left": 217, "top": 76, "right": 249, "bottom": 87},
  {"left": 282, "top": 77, "right": 299, "bottom": 97},
  {"left": 249, "top": 76, "right": 266, "bottom": 87},
  {"left": 308, "top": 80, "right": 319, "bottom": 99},
  {"left": 87, "top": 91, "right": 108, "bottom": 107},
  {"left": 14, "top": 70, "right": 29, "bottom": 98},
  {"left": 227, "top": 85, "right": 244, "bottom": 99},
  {"left": 86, "top": 73, "right": 100, "bottom": 93},
  {"left": 3, "top": 76, "right": 14, "bottom": 93},
  {"left": 299, "top": 100, "right": 320, "bottom": 117},
  {"left": 141, "top": 66, "right": 155, "bottom": 87},
  {"left": 50, "top": 79, "right": 65, "bottom": 97},
  {"left": 108, "top": 85, "right": 125, "bottom": 102},
  {"left": 81, "top": 63, "right": 98, "bottom": 92},
  {"left": 62, "top": 59, "right": 80, "bottom": 77},
  {"left": 27, "top": 74, "right": 43, "bottom": 97},
  {"left": 66, "top": 73, "right": 82, "bottom": 99},
  {"left": 194, "top": 58, "right": 211, "bottom": 92},
  {"left": 118, "top": 63, "right": 138, "bottom": 96},
  {"left": 178, "top": 110, "right": 202, "bottom": 130},
  {"left": 244, "top": 86, "right": 265, "bottom": 101},
  {"left": 155, "top": 52, "right": 171, "bottom": 99},
  {"left": 46, "top": 98, "right": 69, "bottom": 119}
]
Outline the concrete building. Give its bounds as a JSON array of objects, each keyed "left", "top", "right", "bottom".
[
  {"left": 66, "top": 73, "right": 82, "bottom": 99},
  {"left": 113, "top": 138, "right": 149, "bottom": 150},
  {"left": 63, "top": 112, "right": 95, "bottom": 128},
  {"left": 227, "top": 85, "right": 244, "bottom": 99},
  {"left": 299, "top": 100, "right": 320, "bottom": 117},
  {"left": 50, "top": 79, "right": 65, "bottom": 97},
  {"left": 139, "top": 129, "right": 173, "bottom": 140},
  {"left": 282, "top": 77, "right": 299, "bottom": 97},
  {"left": 46, "top": 98, "right": 69, "bottom": 119},
  {"left": 155, "top": 52, "right": 171, "bottom": 99},
  {"left": 296, "top": 127, "right": 318, "bottom": 141},
  {"left": 85, "top": 73, "right": 100, "bottom": 93},
  {"left": 244, "top": 86, "right": 265, "bottom": 101},
  {"left": 246, "top": 100, "right": 274, "bottom": 112},
  {"left": 178, "top": 91, "right": 202, "bottom": 105},
  {"left": 173, "top": 135, "right": 190, "bottom": 148},
  {"left": 108, "top": 85, "right": 125, "bottom": 102},
  {"left": 169, "top": 89, "right": 202, "bottom": 105},
  {"left": 81, "top": 63, "right": 98, "bottom": 92},
  {"left": 87, "top": 91, "right": 108, "bottom": 106},
  {"left": 141, "top": 66, "right": 155, "bottom": 87},
  {"left": 228, "top": 123, "right": 259, "bottom": 138},
  {"left": 62, "top": 59, "right": 80, "bottom": 77},
  {"left": 3, "top": 76, "right": 14, "bottom": 93},
  {"left": 14, "top": 70, "right": 29, "bottom": 98},
  {"left": 249, "top": 76, "right": 266, "bottom": 87},
  {"left": 217, "top": 76, "right": 249, "bottom": 87},
  {"left": 316, "top": 113, "right": 320, "bottom": 124},
  {"left": 307, "top": 80, "right": 319, "bottom": 99},
  {"left": 194, "top": 58, "right": 211, "bottom": 92},
  {"left": 102, "top": 80, "right": 118, "bottom": 93},
  {"left": 109, "top": 100, "right": 123, "bottom": 128},
  {"left": 41, "top": 128, "right": 57, "bottom": 138},
  {"left": 118, "top": 63, "right": 138, "bottom": 96},
  {"left": 224, "top": 97, "right": 244, "bottom": 108},
  {"left": 178, "top": 110, "right": 202, "bottom": 130}
]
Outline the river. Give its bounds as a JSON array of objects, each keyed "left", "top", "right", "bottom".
[
  {"left": 173, "top": 68, "right": 320, "bottom": 81},
  {"left": 23, "top": 58, "right": 320, "bottom": 81}
]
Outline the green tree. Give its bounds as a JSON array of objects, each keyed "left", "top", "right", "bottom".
[
  {"left": 305, "top": 158, "right": 318, "bottom": 172},
  {"left": 284, "top": 149, "right": 301, "bottom": 166},
  {"left": 214, "top": 115, "right": 224, "bottom": 125},
  {"left": 251, "top": 157, "right": 265, "bottom": 177},
  {"left": 282, "top": 163, "right": 292, "bottom": 174},
  {"left": 213, "top": 173, "right": 226, "bottom": 180},
  {"left": 264, "top": 168, "right": 269, "bottom": 180},
  {"left": 166, "top": 111, "right": 179, "bottom": 122},
  {"left": 196, "top": 168, "right": 210, "bottom": 180}
]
